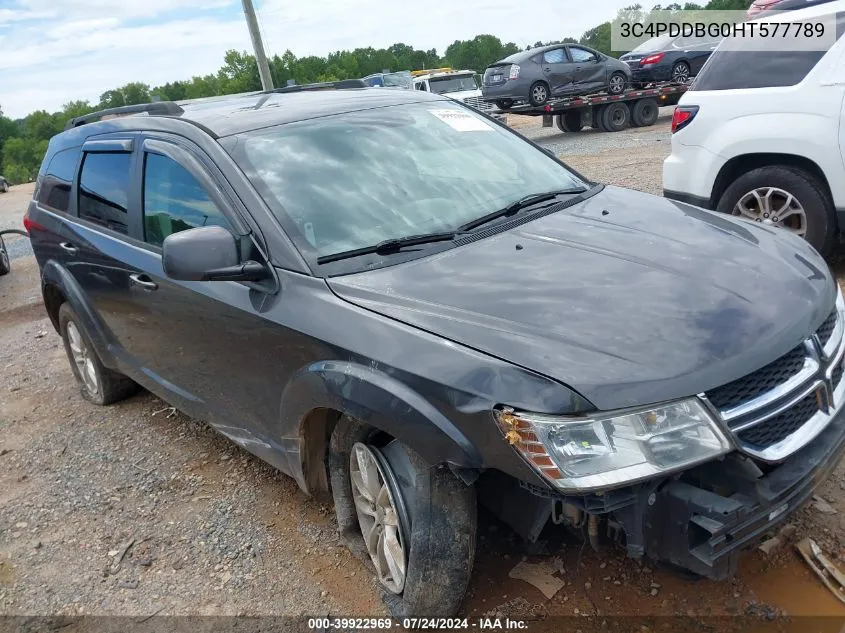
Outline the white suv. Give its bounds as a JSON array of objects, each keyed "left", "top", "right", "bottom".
[{"left": 663, "top": 1, "right": 845, "bottom": 256}]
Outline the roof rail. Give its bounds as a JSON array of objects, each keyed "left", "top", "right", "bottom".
[
  {"left": 65, "top": 101, "right": 185, "bottom": 130},
  {"left": 267, "top": 79, "right": 367, "bottom": 94}
]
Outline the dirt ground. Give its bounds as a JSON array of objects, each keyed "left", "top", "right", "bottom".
[{"left": 2, "top": 123, "right": 845, "bottom": 624}]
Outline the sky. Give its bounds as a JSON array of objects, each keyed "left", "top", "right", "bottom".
[{"left": 0, "top": 0, "right": 635, "bottom": 119}]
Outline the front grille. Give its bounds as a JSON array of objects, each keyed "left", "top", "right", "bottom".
[
  {"left": 702, "top": 304, "right": 843, "bottom": 459},
  {"left": 705, "top": 345, "right": 807, "bottom": 411},
  {"left": 737, "top": 392, "right": 818, "bottom": 448},
  {"left": 462, "top": 95, "right": 492, "bottom": 111},
  {"left": 625, "top": 60, "right": 639, "bottom": 68},
  {"left": 816, "top": 310, "right": 837, "bottom": 348}
]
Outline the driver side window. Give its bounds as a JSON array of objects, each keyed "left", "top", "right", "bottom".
[
  {"left": 142, "top": 152, "right": 234, "bottom": 248},
  {"left": 568, "top": 47, "right": 597, "bottom": 63}
]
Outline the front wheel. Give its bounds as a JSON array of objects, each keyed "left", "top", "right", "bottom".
[
  {"left": 330, "top": 416, "right": 476, "bottom": 617},
  {"left": 0, "top": 236, "right": 9, "bottom": 276},
  {"left": 495, "top": 99, "right": 513, "bottom": 110},
  {"left": 528, "top": 81, "right": 549, "bottom": 106},
  {"left": 608, "top": 72, "right": 627, "bottom": 95},
  {"left": 716, "top": 166, "right": 834, "bottom": 257}
]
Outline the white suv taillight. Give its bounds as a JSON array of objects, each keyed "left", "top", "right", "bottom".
[{"left": 508, "top": 64, "right": 520, "bottom": 80}]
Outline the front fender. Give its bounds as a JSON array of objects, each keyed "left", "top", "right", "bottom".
[
  {"left": 40, "top": 259, "right": 118, "bottom": 369},
  {"left": 279, "top": 360, "right": 484, "bottom": 494}
]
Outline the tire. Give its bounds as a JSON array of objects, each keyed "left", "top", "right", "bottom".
[
  {"left": 671, "top": 61, "right": 691, "bottom": 83},
  {"left": 591, "top": 106, "right": 603, "bottom": 130},
  {"left": 556, "top": 111, "right": 583, "bottom": 133},
  {"left": 0, "top": 236, "right": 9, "bottom": 276},
  {"left": 528, "top": 81, "right": 549, "bottom": 106},
  {"left": 601, "top": 102, "right": 630, "bottom": 132},
  {"left": 495, "top": 99, "right": 513, "bottom": 110},
  {"left": 58, "top": 303, "right": 138, "bottom": 405},
  {"left": 608, "top": 72, "right": 627, "bottom": 95},
  {"left": 631, "top": 98, "right": 659, "bottom": 127},
  {"left": 329, "top": 416, "right": 476, "bottom": 618},
  {"left": 0, "top": 182, "right": 8, "bottom": 193},
  {"left": 716, "top": 166, "right": 835, "bottom": 257}
]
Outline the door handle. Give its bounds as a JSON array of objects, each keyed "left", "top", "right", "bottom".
[
  {"left": 129, "top": 273, "right": 158, "bottom": 291},
  {"left": 543, "top": 67, "right": 552, "bottom": 72},
  {"left": 59, "top": 242, "right": 78, "bottom": 254},
  {"left": 575, "top": 66, "right": 582, "bottom": 70}
]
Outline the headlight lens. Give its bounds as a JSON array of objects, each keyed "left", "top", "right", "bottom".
[{"left": 495, "top": 399, "right": 732, "bottom": 491}]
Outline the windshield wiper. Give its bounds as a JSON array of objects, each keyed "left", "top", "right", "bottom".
[
  {"left": 317, "top": 231, "right": 457, "bottom": 265},
  {"left": 458, "top": 188, "right": 588, "bottom": 232}
]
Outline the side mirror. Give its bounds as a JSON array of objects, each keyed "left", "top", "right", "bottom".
[{"left": 162, "top": 226, "right": 266, "bottom": 282}]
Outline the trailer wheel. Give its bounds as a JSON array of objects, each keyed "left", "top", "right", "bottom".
[
  {"left": 528, "top": 81, "right": 549, "bottom": 106},
  {"left": 601, "top": 102, "right": 630, "bottom": 132},
  {"left": 631, "top": 98, "right": 659, "bottom": 127},
  {"left": 592, "top": 106, "right": 606, "bottom": 130},
  {"left": 556, "top": 111, "right": 583, "bottom": 133}
]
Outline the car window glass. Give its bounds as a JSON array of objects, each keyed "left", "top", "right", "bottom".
[
  {"left": 693, "top": 14, "right": 844, "bottom": 90},
  {"left": 78, "top": 152, "right": 132, "bottom": 234},
  {"left": 37, "top": 147, "right": 81, "bottom": 213},
  {"left": 569, "top": 47, "right": 596, "bottom": 62},
  {"left": 230, "top": 102, "right": 587, "bottom": 263},
  {"left": 543, "top": 48, "right": 567, "bottom": 64},
  {"left": 142, "top": 153, "right": 232, "bottom": 248}
]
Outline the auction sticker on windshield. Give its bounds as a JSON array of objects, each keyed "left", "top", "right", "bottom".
[{"left": 429, "top": 109, "right": 492, "bottom": 132}]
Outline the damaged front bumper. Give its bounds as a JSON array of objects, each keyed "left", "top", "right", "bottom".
[
  {"left": 644, "top": 399, "right": 845, "bottom": 579},
  {"left": 479, "top": 390, "right": 845, "bottom": 580}
]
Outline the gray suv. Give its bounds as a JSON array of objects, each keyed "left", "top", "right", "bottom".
[
  {"left": 482, "top": 44, "right": 632, "bottom": 108},
  {"left": 23, "top": 83, "right": 845, "bottom": 618}
]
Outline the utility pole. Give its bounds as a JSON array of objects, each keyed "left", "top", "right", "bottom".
[{"left": 241, "top": 0, "right": 274, "bottom": 91}]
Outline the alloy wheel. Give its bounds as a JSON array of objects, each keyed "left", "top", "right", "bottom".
[
  {"left": 672, "top": 63, "right": 690, "bottom": 83},
  {"left": 609, "top": 74, "right": 625, "bottom": 94},
  {"left": 532, "top": 84, "right": 547, "bottom": 104},
  {"left": 732, "top": 187, "right": 807, "bottom": 237},
  {"left": 67, "top": 321, "right": 100, "bottom": 396},
  {"left": 349, "top": 442, "right": 408, "bottom": 594}
]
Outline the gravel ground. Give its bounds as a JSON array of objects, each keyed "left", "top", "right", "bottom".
[
  {"left": 1, "top": 122, "right": 844, "bottom": 621},
  {"left": 0, "top": 186, "right": 32, "bottom": 261}
]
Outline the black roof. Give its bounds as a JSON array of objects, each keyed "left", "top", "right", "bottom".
[{"left": 62, "top": 88, "right": 450, "bottom": 141}]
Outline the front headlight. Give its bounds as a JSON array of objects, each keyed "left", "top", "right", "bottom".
[{"left": 494, "top": 399, "right": 732, "bottom": 492}]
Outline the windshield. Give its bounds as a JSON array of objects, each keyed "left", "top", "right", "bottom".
[
  {"left": 428, "top": 75, "right": 479, "bottom": 94},
  {"left": 383, "top": 71, "right": 413, "bottom": 89},
  {"left": 629, "top": 35, "right": 674, "bottom": 53},
  {"left": 228, "top": 101, "right": 587, "bottom": 269}
]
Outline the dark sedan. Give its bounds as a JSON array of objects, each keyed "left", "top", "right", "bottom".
[
  {"left": 482, "top": 43, "right": 631, "bottom": 108},
  {"left": 619, "top": 34, "right": 720, "bottom": 85}
]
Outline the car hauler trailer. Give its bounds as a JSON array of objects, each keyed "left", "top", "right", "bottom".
[{"left": 495, "top": 81, "right": 689, "bottom": 132}]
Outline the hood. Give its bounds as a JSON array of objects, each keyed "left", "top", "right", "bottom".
[
  {"left": 442, "top": 90, "right": 484, "bottom": 101},
  {"left": 328, "top": 187, "right": 834, "bottom": 411}
]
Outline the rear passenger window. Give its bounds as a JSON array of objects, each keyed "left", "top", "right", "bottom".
[
  {"left": 692, "top": 50, "right": 826, "bottom": 90},
  {"left": 78, "top": 152, "right": 132, "bottom": 234},
  {"left": 37, "top": 147, "right": 81, "bottom": 213},
  {"left": 543, "top": 49, "right": 567, "bottom": 64},
  {"left": 142, "top": 153, "right": 232, "bottom": 248},
  {"left": 692, "top": 13, "right": 844, "bottom": 91}
]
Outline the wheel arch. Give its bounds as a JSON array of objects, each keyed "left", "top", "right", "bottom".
[
  {"left": 279, "top": 361, "right": 484, "bottom": 497},
  {"left": 40, "top": 260, "right": 117, "bottom": 366},
  {"left": 710, "top": 153, "right": 834, "bottom": 214}
]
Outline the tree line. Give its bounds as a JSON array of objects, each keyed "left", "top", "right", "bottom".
[{"left": 0, "top": 0, "right": 750, "bottom": 184}]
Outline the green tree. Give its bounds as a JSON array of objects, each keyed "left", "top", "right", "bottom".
[{"left": 444, "top": 35, "right": 520, "bottom": 71}]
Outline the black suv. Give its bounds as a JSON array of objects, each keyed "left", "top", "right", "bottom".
[{"left": 25, "top": 85, "right": 845, "bottom": 617}]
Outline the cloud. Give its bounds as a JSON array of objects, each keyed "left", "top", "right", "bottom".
[{"left": 1, "top": 0, "right": 633, "bottom": 119}]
